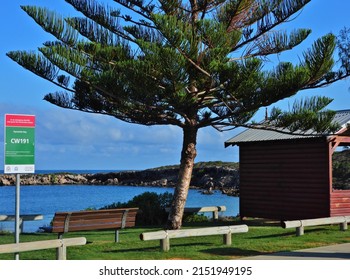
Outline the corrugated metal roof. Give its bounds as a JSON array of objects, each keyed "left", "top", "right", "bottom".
[
  {"left": 225, "top": 110, "right": 350, "bottom": 146},
  {"left": 332, "top": 109, "right": 350, "bottom": 127}
]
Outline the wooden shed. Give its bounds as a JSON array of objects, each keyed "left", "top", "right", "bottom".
[{"left": 225, "top": 110, "right": 350, "bottom": 220}]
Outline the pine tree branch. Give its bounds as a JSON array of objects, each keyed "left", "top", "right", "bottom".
[
  {"left": 21, "top": 5, "right": 79, "bottom": 47},
  {"left": 231, "top": 0, "right": 310, "bottom": 54},
  {"left": 66, "top": 0, "right": 139, "bottom": 44},
  {"left": 9, "top": 0, "right": 349, "bottom": 135},
  {"left": 176, "top": 48, "right": 212, "bottom": 78},
  {"left": 6, "top": 51, "right": 76, "bottom": 93},
  {"left": 302, "top": 74, "right": 350, "bottom": 89},
  {"left": 112, "top": 0, "right": 153, "bottom": 21}
]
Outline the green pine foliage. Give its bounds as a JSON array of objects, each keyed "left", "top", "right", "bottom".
[
  {"left": 7, "top": 0, "right": 350, "bottom": 228},
  {"left": 7, "top": 0, "right": 350, "bottom": 131}
]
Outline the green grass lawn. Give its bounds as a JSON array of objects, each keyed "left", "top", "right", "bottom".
[{"left": 0, "top": 220, "right": 349, "bottom": 260}]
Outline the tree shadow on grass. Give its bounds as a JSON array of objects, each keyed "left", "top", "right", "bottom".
[
  {"left": 249, "top": 231, "right": 295, "bottom": 239},
  {"left": 103, "top": 242, "right": 214, "bottom": 254},
  {"left": 241, "top": 219, "right": 281, "bottom": 227},
  {"left": 249, "top": 227, "right": 329, "bottom": 239},
  {"left": 102, "top": 246, "right": 160, "bottom": 254},
  {"left": 201, "top": 247, "right": 262, "bottom": 257}
]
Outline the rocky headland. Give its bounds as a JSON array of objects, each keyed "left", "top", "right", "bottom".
[{"left": 0, "top": 162, "right": 240, "bottom": 196}]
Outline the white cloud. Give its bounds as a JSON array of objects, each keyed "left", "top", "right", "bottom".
[{"left": 0, "top": 101, "right": 240, "bottom": 170}]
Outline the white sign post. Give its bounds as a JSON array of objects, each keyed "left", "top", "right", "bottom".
[{"left": 4, "top": 114, "right": 35, "bottom": 260}]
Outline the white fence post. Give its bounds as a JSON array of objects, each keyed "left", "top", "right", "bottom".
[
  {"left": 140, "top": 225, "right": 248, "bottom": 251},
  {"left": 296, "top": 226, "right": 304, "bottom": 236},
  {"left": 282, "top": 216, "right": 350, "bottom": 236},
  {"left": 0, "top": 237, "right": 86, "bottom": 260},
  {"left": 223, "top": 232, "right": 232, "bottom": 245}
]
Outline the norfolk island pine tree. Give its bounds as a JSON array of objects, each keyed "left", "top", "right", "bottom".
[{"left": 7, "top": 0, "right": 350, "bottom": 229}]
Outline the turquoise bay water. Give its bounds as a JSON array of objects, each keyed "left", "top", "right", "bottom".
[{"left": 0, "top": 184, "right": 239, "bottom": 232}]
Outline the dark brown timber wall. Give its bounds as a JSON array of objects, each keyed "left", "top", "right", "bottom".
[{"left": 239, "top": 138, "right": 330, "bottom": 220}]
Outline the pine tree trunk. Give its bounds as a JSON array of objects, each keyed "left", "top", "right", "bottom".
[{"left": 166, "top": 125, "right": 198, "bottom": 229}]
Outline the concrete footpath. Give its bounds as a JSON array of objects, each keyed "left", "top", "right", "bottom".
[{"left": 241, "top": 243, "right": 350, "bottom": 260}]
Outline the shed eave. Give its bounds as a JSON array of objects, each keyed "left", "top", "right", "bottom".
[
  {"left": 225, "top": 110, "right": 350, "bottom": 147},
  {"left": 224, "top": 129, "right": 322, "bottom": 147}
]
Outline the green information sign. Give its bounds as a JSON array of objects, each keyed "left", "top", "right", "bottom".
[{"left": 4, "top": 114, "right": 35, "bottom": 174}]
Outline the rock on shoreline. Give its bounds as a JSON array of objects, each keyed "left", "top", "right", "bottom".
[{"left": 0, "top": 163, "right": 240, "bottom": 196}]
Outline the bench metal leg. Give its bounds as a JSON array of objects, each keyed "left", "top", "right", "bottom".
[
  {"left": 212, "top": 211, "right": 219, "bottom": 221},
  {"left": 19, "top": 219, "right": 24, "bottom": 234},
  {"left": 115, "top": 230, "right": 119, "bottom": 243}
]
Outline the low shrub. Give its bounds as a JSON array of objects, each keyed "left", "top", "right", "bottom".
[
  {"left": 100, "top": 191, "right": 173, "bottom": 226},
  {"left": 183, "top": 213, "right": 209, "bottom": 223}
]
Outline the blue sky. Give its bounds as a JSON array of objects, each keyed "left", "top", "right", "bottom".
[{"left": 1, "top": 0, "right": 350, "bottom": 171}]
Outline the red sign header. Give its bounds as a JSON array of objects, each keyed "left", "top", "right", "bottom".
[{"left": 5, "top": 114, "right": 35, "bottom": 127}]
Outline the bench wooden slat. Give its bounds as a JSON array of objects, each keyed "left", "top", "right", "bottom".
[
  {"left": 52, "top": 220, "right": 136, "bottom": 232},
  {"left": 52, "top": 215, "right": 137, "bottom": 225},
  {"left": 51, "top": 208, "right": 139, "bottom": 242},
  {"left": 59, "top": 222, "right": 136, "bottom": 232},
  {"left": 54, "top": 208, "right": 137, "bottom": 215},
  {"left": 53, "top": 216, "right": 137, "bottom": 226},
  {"left": 53, "top": 208, "right": 138, "bottom": 219},
  {"left": 52, "top": 213, "right": 125, "bottom": 220},
  {"left": 54, "top": 213, "right": 125, "bottom": 221}
]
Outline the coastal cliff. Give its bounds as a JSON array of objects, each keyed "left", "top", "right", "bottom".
[{"left": 0, "top": 162, "right": 240, "bottom": 196}]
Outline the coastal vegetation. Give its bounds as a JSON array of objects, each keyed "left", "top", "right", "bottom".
[
  {"left": 0, "top": 161, "right": 240, "bottom": 196},
  {"left": 333, "top": 149, "right": 350, "bottom": 190},
  {"left": 151, "top": 161, "right": 239, "bottom": 170},
  {"left": 100, "top": 191, "right": 173, "bottom": 226},
  {"left": 99, "top": 191, "right": 209, "bottom": 225},
  {"left": 1, "top": 149, "right": 350, "bottom": 191}
]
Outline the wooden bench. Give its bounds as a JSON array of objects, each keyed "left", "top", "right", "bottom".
[
  {"left": 52, "top": 208, "right": 139, "bottom": 242},
  {"left": 0, "top": 214, "right": 43, "bottom": 233},
  {"left": 140, "top": 224, "right": 248, "bottom": 252},
  {"left": 282, "top": 216, "right": 350, "bottom": 236},
  {"left": 0, "top": 237, "right": 86, "bottom": 260},
  {"left": 165, "top": 206, "right": 226, "bottom": 221}
]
